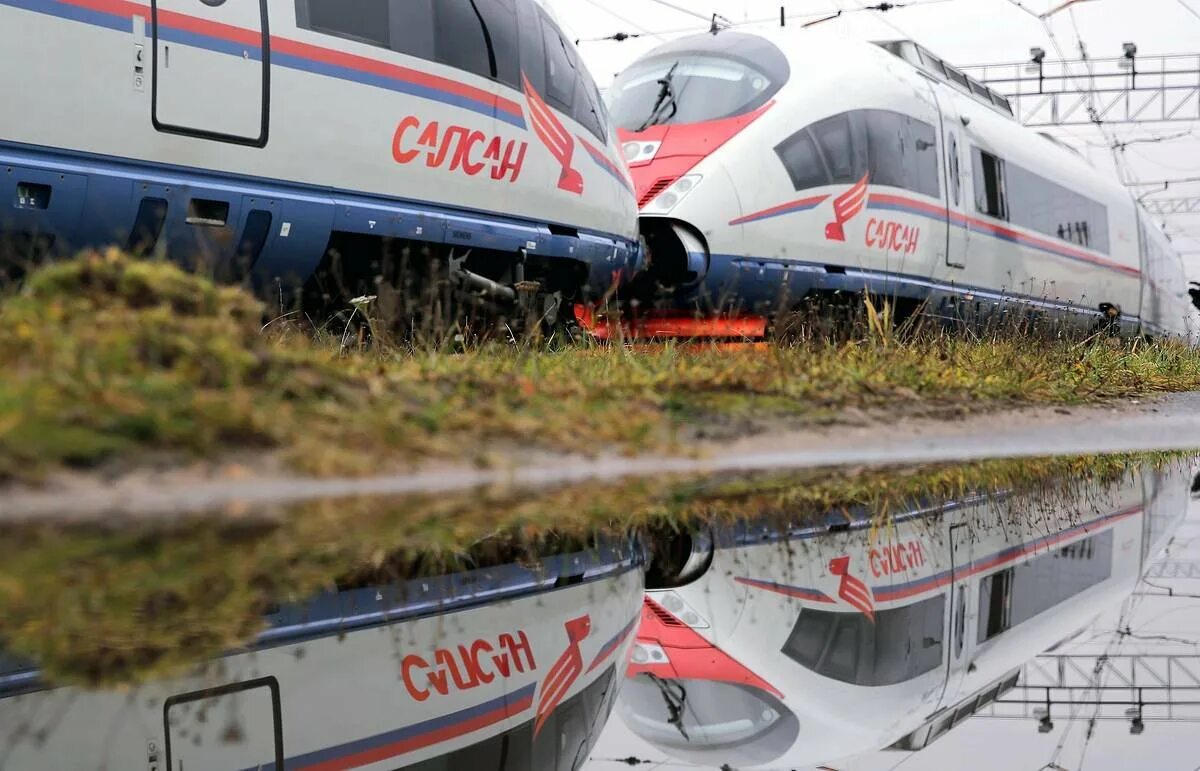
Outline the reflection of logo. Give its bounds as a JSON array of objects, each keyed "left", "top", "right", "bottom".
[
  {"left": 824, "top": 174, "right": 869, "bottom": 241},
  {"left": 533, "top": 615, "right": 592, "bottom": 736},
  {"left": 829, "top": 556, "right": 875, "bottom": 621},
  {"left": 523, "top": 74, "right": 584, "bottom": 195}
]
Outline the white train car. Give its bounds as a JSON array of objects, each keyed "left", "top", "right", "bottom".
[
  {"left": 0, "top": 0, "right": 640, "bottom": 315},
  {"left": 0, "top": 539, "right": 644, "bottom": 770},
  {"left": 617, "top": 464, "right": 1191, "bottom": 768},
  {"left": 604, "top": 28, "right": 1196, "bottom": 337}
]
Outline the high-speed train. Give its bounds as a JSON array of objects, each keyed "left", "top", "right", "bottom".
[
  {"left": 0, "top": 538, "right": 644, "bottom": 770},
  {"left": 603, "top": 28, "right": 1197, "bottom": 338},
  {"left": 617, "top": 463, "right": 1191, "bottom": 768},
  {"left": 0, "top": 0, "right": 640, "bottom": 321}
]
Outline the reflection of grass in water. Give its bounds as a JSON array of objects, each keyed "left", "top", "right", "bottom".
[
  {"left": 0, "top": 452, "right": 1178, "bottom": 688},
  {"left": 3, "top": 251, "right": 1200, "bottom": 481}
]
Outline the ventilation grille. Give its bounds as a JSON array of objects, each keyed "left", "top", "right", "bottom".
[
  {"left": 644, "top": 597, "right": 685, "bottom": 627},
  {"left": 639, "top": 177, "right": 676, "bottom": 209}
]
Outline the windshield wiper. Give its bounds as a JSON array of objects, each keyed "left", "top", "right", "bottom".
[
  {"left": 636, "top": 62, "right": 680, "bottom": 132},
  {"left": 648, "top": 673, "right": 690, "bottom": 740}
]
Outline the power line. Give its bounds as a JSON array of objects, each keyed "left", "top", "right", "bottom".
[
  {"left": 1004, "top": 0, "right": 1137, "bottom": 185},
  {"left": 576, "top": 0, "right": 667, "bottom": 42},
  {"left": 576, "top": 0, "right": 955, "bottom": 44},
  {"left": 1178, "top": 0, "right": 1200, "bottom": 23},
  {"left": 1042, "top": 0, "right": 1100, "bottom": 18},
  {"left": 643, "top": 0, "right": 712, "bottom": 24}
]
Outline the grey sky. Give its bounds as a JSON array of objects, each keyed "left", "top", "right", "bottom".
[{"left": 551, "top": 0, "right": 1200, "bottom": 274}]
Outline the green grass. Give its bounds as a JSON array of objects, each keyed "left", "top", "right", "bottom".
[
  {"left": 0, "top": 451, "right": 1170, "bottom": 687},
  {"left": 2, "top": 250, "right": 1200, "bottom": 480}
]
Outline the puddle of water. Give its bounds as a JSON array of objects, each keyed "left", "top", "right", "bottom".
[{"left": 0, "top": 454, "right": 1194, "bottom": 770}]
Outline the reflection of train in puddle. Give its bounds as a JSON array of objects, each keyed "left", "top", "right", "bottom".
[
  {"left": 619, "top": 464, "right": 1192, "bottom": 769},
  {"left": 0, "top": 539, "right": 644, "bottom": 770}
]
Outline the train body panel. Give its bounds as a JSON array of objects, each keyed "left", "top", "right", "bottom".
[
  {"left": 618, "top": 464, "right": 1191, "bottom": 768},
  {"left": 0, "top": 543, "right": 645, "bottom": 770},
  {"left": 610, "top": 29, "right": 1195, "bottom": 337},
  {"left": 0, "top": 0, "right": 639, "bottom": 299}
]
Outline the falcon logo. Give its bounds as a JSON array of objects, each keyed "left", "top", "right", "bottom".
[
  {"left": 829, "top": 556, "right": 875, "bottom": 621},
  {"left": 523, "top": 74, "right": 584, "bottom": 195},
  {"left": 533, "top": 615, "right": 592, "bottom": 736},
  {"left": 824, "top": 174, "right": 869, "bottom": 241}
]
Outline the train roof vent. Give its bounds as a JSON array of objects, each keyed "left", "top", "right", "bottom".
[
  {"left": 644, "top": 596, "right": 686, "bottom": 627},
  {"left": 872, "top": 39, "right": 1016, "bottom": 120},
  {"left": 640, "top": 177, "right": 677, "bottom": 209}
]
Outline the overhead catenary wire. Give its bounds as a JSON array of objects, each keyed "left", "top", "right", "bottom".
[
  {"left": 1000, "top": 0, "right": 1140, "bottom": 187},
  {"left": 642, "top": 0, "right": 713, "bottom": 25},
  {"left": 576, "top": 0, "right": 955, "bottom": 43},
  {"left": 576, "top": 0, "right": 668, "bottom": 42},
  {"left": 1178, "top": 0, "right": 1200, "bottom": 23}
]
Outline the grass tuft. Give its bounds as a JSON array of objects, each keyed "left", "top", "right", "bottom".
[{"left": 2, "top": 251, "right": 1200, "bottom": 481}]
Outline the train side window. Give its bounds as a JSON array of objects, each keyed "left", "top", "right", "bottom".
[
  {"left": 540, "top": 11, "right": 576, "bottom": 111},
  {"left": 782, "top": 596, "right": 944, "bottom": 687},
  {"left": 435, "top": 0, "right": 498, "bottom": 81},
  {"left": 572, "top": 76, "right": 608, "bottom": 142},
  {"left": 781, "top": 607, "right": 835, "bottom": 670},
  {"left": 978, "top": 530, "right": 1113, "bottom": 644},
  {"left": 538, "top": 11, "right": 607, "bottom": 141},
  {"left": 776, "top": 110, "right": 938, "bottom": 197},
  {"left": 944, "top": 65, "right": 971, "bottom": 92},
  {"left": 822, "top": 618, "right": 862, "bottom": 683},
  {"left": 776, "top": 129, "right": 831, "bottom": 191},
  {"left": 472, "top": 0, "right": 521, "bottom": 88},
  {"left": 516, "top": 0, "right": 547, "bottom": 92},
  {"left": 295, "top": 0, "right": 391, "bottom": 48},
  {"left": 972, "top": 148, "right": 1007, "bottom": 219},
  {"left": 863, "top": 111, "right": 939, "bottom": 198},
  {"left": 978, "top": 568, "right": 1013, "bottom": 642},
  {"left": 907, "top": 118, "right": 941, "bottom": 198},
  {"left": 531, "top": 665, "right": 617, "bottom": 771},
  {"left": 389, "top": 0, "right": 435, "bottom": 61},
  {"left": 918, "top": 47, "right": 948, "bottom": 77},
  {"left": 1006, "top": 160, "right": 1110, "bottom": 253},
  {"left": 810, "top": 113, "right": 857, "bottom": 183}
]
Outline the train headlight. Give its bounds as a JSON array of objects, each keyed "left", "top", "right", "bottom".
[
  {"left": 643, "top": 174, "right": 702, "bottom": 215},
  {"left": 631, "top": 641, "right": 670, "bottom": 665},
  {"left": 623, "top": 141, "right": 662, "bottom": 164}
]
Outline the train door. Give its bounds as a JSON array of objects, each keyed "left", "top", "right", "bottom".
[
  {"left": 152, "top": 0, "right": 270, "bottom": 147},
  {"left": 939, "top": 523, "right": 973, "bottom": 708},
  {"left": 935, "top": 95, "right": 970, "bottom": 269},
  {"left": 163, "top": 677, "right": 284, "bottom": 770},
  {"left": 943, "top": 128, "right": 970, "bottom": 269}
]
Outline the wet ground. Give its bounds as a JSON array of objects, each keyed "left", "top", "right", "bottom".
[
  {"left": 2, "top": 452, "right": 1197, "bottom": 770},
  {"left": 6, "top": 392, "right": 1200, "bottom": 522}
]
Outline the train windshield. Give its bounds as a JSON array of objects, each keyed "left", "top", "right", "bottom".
[
  {"left": 608, "top": 33, "right": 789, "bottom": 130},
  {"left": 618, "top": 676, "right": 799, "bottom": 766}
]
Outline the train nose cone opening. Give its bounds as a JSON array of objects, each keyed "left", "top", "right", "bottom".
[{"left": 637, "top": 218, "right": 710, "bottom": 290}]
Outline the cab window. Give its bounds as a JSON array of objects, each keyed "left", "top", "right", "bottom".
[
  {"left": 782, "top": 595, "right": 945, "bottom": 686},
  {"left": 775, "top": 109, "right": 940, "bottom": 198}
]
